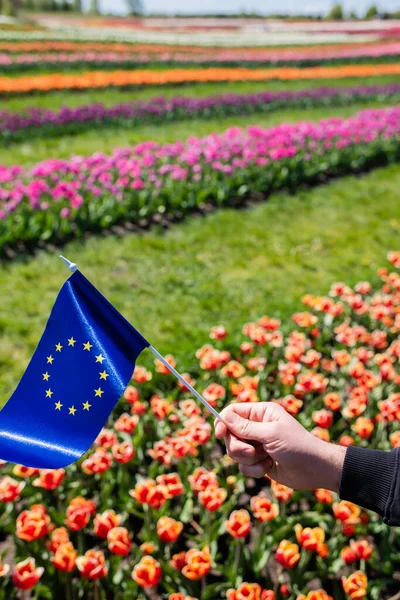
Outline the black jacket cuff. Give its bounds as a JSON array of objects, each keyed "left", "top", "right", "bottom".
[{"left": 339, "top": 445, "right": 400, "bottom": 525}]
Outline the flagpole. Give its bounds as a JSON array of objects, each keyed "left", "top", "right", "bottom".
[
  {"left": 148, "top": 345, "right": 223, "bottom": 421},
  {"left": 59, "top": 255, "right": 224, "bottom": 422}
]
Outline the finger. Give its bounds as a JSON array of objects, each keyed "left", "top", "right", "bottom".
[
  {"left": 226, "top": 432, "right": 268, "bottom": 466},
  {"left": 223, "top": 410, "right": 276, "bottom": 444},
  {"left": 214, "top": 420, "right": 227, "bottom": 439},
  {"left": 239, "top": 457, "right": 274, "bottom": 479},
  {"left": 220, "top": 402, "right": 284, "bottom": 424}
]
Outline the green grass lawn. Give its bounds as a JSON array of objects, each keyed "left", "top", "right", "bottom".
[
  {"left": 2, "top": 99, "right": 398, "bottom": 166},
  {"left": 0, "top": 164, "right": 399, "bottom": 403},
  {"left": 3, "top": 74, "right": 399, "bottom": 112}
]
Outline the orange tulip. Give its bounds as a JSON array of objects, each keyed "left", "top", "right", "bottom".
[
  {"left": 297, "top": 591, "right": 333, "bottom": 600},
  {"left": 227, "top": 582, "right": 264, "bottom": 600},
  {"left": 140, "top": 542, "right": 157, "bottom": 555},
  {"left": 314, "top": 489, "right": 334, "bottom": 504},
  {"left": 352, "top": 417, "right": 374, "bottom": 439},
  {"left": 76, "top": 549, "right": 108, "bottom": 580},
  {"left": 47, "top": 527, "right": 70, "bottom": 553},
  {"left": 271, "top": 480, "right": 294, "bottom": 503},
  {"left": 341, "top": 546, "right": 357, "bottom": 565},
  {"left": 107, "top": 526, "right": 132, "bottom": 556},
  {"left": 169, "top": 594, "right": 198, "bottom": 600},
  {"left": 81, "top": 448, "right": 113, "bottom": 474},
  {"left": 13, "top": 558, "right": 44, "bottom": 590},
  {"left": 33, "top": 469, "right": 65, "bottom": 490},
  {"left": 171, "top": 546, "right": 211, "bottom": 580},
  {"left": 51, "top": 542, "right": 77, "bottom": 572},
  {"left": 350, "top": 539, "right": 373, "bottom": 560},
  {"left": 132, "top": 556, "right": 162, "bottom": 587},
  {"left": 16, "top": 505, "right": 53, "bottom": 542},
  {"left": 342, "top": 571, "right": 368, "bottom": 599},
  {"left": 156, "top": 473, "right": 184, "bottom": 497},
  {"left": 112, "top": 440, "right": 135, "bottom": 463},
  {"left": 65, "top": 497, "right": 96, "bottom": 532},
  {"left": 225, "top": 509, "right": 252, "bottom": 538},
  {"left": 12, "top": 465, "right": 39, "bottom": 478},
  {"left": 250, "top": 496, "right": 279, "bottom": 521},
  {"left": 0, "top": 476, "right": 25, "bottom": 502},
  {"left": 94, "top": 510, "right": 121, "bottom": 539},
  {"left": 276, "top": 540, "right": 300, "bottom": 569},
  {"left": 295, "top": 524, "right": 325, "bottom": 554},
  {"left": 157, "top": 516, "right": 183, "bottom": 543},
  {"left": 129, "top": 479, "right": 168, "bottom": 509},
  {"left": 198, "top": 486, "right": 227, "bottom": 511},
  {"left": 333, "top": 501, "right": 361, "bottom": 524}
]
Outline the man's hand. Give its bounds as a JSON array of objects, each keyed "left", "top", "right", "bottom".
[{"left": 214, "top": 402, "right": 345, "bottom": 492}]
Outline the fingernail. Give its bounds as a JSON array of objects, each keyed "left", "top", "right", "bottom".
[{"left": 225, "top": 412, "right": 238, "bottom": 425}]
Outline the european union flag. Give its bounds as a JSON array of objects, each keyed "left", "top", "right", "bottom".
[{"left": 0, "top": 269, "right": 149, "bottom": 469}]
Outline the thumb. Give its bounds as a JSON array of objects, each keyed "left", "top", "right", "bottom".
[{"left": 224, "top": 410, "right": 271, "bottom": 444}]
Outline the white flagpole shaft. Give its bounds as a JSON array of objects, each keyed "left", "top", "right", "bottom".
[
  {"left": 149, "top": 345, "right": 223, "bottom": 421},
  {"left": 58, "top": 257, "right": 223, "bottom": 421}
]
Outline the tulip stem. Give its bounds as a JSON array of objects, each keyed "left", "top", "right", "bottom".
[
  {"left": 233, "top": 540, "right": 242, "bottom": 584},
  {"left": 65, "top": 573, "right": 72, "bottom": 600}
]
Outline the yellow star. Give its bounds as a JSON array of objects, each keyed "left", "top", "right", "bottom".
[
  {"left": 83, "top": 401, "right": 91, "bottom": 411},
  {"left": 47, "top": 355, "right": 54, "bottom": 364},
  {"left": 94, "top": 387, "right": 104, "bottom": 397},
  {"left": 83, "top": 341, "right": 93, "bottom": 351},
  {"left": 69, "top": 406, "right": 77, "bottom": 416},
  {"left": 55, "top": 343, "right": 63, "bottom": 352},
  {"left": 45, "top": 389, "right": 53, "bottom": 398},
  {"left": 68, "top": 337, "right": 76, "bottom": 347},
  {"left": 43, "top": 372, "right": 50, "bottom": 381},
  {"left": 95, "top": 354, "right": 105, "bottom": 363},
  {"left": 99, "top": 370, "right": 109, "bottom": 381},
  {"left": 55, "top": 401, "right": 62, "bottom": 411}
]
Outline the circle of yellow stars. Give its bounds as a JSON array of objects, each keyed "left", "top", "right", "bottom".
[{"left": 44, "top": 338, "right": 109, "bottom": 416}]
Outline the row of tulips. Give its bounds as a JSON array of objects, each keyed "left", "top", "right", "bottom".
[
  {"left": 1, "top": 63, "right": 400, "bottom": 95},
  {"left": 0, "top": 40, "right": 394, "bottom": 55},
  {"left": 0, "top": 252, "right": 399, "bottom": 599},
  {"left": 1, "top": 42, "right": 400, "bottom": 72},
  {"left": 0, "top": 28, "right": 385, "bottom": 46},
  {"left": 0, "top": 106, "right": 400, "bottom": 257},
  {"left": 2, "top": 82, "right": 400, "bottom": 145}
]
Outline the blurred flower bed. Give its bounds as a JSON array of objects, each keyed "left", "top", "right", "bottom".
[
  {"left": 2, "top": 83, "right": 400, "bottom": 145},
  {"left": 0, "top": 252, "right": 399, "bottom": 599},
  {"left": 1, "top": 63, "right": 400, "bottom": 95},
  {"left": 1, "top": 42, "right": 400, "bottom": 73},
  {"left": 0, "top": 40, "right": 394, "bottom": 55},
  {"left": 0, "top": 106, "right": 399, "bottom": 257}
]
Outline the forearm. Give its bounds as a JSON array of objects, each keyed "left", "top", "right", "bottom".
[{"left": 339, "top": 445, "right": 400, "bottom": 526}]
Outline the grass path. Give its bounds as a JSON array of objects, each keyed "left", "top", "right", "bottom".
[{"left": 0, "top": 163, "right": 399, "bottom": 402}]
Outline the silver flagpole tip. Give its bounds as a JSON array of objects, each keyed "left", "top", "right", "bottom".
[{"left": 59, "top": 255, "right": 78, "bottom": 273}]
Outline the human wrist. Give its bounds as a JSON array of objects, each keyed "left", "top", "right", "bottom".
[{"left": 313, "top": 440, "right": 346, "bottom": 492}]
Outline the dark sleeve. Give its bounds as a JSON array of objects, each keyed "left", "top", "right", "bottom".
[{"left": 339, "top": 445, "right": 400, "bottom": 526}]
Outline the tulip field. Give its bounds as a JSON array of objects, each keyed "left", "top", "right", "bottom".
[{"left": 0, "top": 14, "right": 400, "bottom": 600}]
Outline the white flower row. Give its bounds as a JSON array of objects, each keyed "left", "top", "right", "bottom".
[{"left": 0, "top": 26, "right": 381, "bottom": 46}]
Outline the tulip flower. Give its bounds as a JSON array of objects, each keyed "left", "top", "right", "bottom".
[
  {"left": 51, "top": 542, "right": 77, "bottom": 572},
  {"left": 0, "top": 476, "right": 25, "bottom": 502},
  {"left": 107, "top": 526, "right": 132, "bottom": 556},
  {"left": 13, "top": 558, "right": 44, "bottom": 590},
  {"left": 276, "top": 540, "right": 301, "bottom": 569},
  {"left": 76, "top": 549, "right": 108, "bottom": 580},
  {"left": 132, "top": 556, "right": 162, "bottom": 587}
]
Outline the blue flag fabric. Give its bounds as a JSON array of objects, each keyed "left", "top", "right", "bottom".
[{"left": 0, "top": 270, "right": 149, "bottom": 469}]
